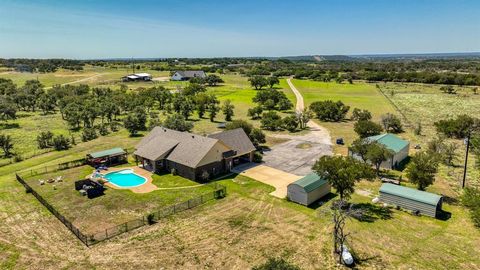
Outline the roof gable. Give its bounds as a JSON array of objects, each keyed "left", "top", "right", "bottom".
[
  {"left": 135, "top": 127, "right": 229, "bottom": 168},
  {"left": 380, "top": 183, "right": 442, "bottom": 206},
  {"left": 291, "top": 173, "right": 328, "bottom": 192},
  {"left": 367, "top": 133, "right": 409, "bottom": 153},
  {"left": 208, "top": 128, "right": 256, "bottom": 155}
]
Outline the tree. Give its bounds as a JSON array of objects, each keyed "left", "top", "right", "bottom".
[
  {"left": 366, "top": 142, "right": 394, "bottom": 175},
  {"left": 282, "top": 115, "right": 299, "bottom": 132},
  {"left": 81, "top": 127, "right": 98, "bottom": 142},
  {"left": 349, "top": 138, "right": 372, "bottom": 162},
  {"left": 249, "top": 76, "right": 268, "bottom": 90},
  {"left": 434, "top": 114, "right": 478, "bottom": 139},
  {"left": 253, "top": 89, "right": 292, "bottom": 111},
  {"left": 21, "top": 80, "right": 44, "bottom": 112},
  {"left": 52, "top": 135, "right": 70, "bottom": 151},
  {"left": 381, "top": 113, "right": 403, "bottom": 133},
  {"left": 36, "top": 131, "right": 54, "bottom": 149},
  {"left": 0, "top": 134, "right": 14, "bottom": 157},
  {"left": 354, "top": 120, "right": 383, "bottom": 138},
  {"left": 247, "top": 106, "right": 263, "bottom": 120},
  {"left": 207, "top": 102, "right": 220, "bottom": 122},
  {"left": 163, "top": 114, "right": 194, "bottom": 132},
  {"left": 266, "top": 76, "right": 280, "bottom": 88},
  {"left": 205, "top": 74, "right": 224, "bottom": 86},
  {"left": 313, "top": 156, "right": 375, "bottom": 201},
  {"left": 0, "top": 99, "right": 16, "bottom": 122},
  {"left": 261, "top": 111, "right": 282, "bottom": 131},
  {"left": 63, "top": 102, "right": 82, "bottom": 129},
  {"left": 148, "top": 86, "right": 172, "bottom": 110},
  {"left": 296, "top": 109, "right": 313, "bottom": 129},
  {"left": 183, "top": 83, "right": 206, "bottom": 96},
  {"left": 37, "top": 93, "right": 56, "bottom": 115},
  {"left": 225, "top": 119, "right": 265, "bottom": 147},
  {"left": 222, "top": 100, "right": 235, "bottom": 121},
  {"left": 406, "top": 151, "right": 439, "bottom": 190},
  {"left": 309, "top": 100, "right": 350, "bottom": 122},
  {"left": 123, "top": 107, "right": 147, "bottom": 136},
  {"left": 351, "top": 108, "right": 372, "bottom": 121},
  {"left": 440, "top": 85, "right": 456, "bottom": 94}
]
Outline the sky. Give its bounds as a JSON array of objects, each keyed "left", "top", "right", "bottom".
[{"left": 0, "top": 0, "right": 479, "bottom": 59}]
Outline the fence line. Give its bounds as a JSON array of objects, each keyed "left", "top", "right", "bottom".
[
  {"left": 376, "top": 85, "right": 413, "bottom": 128},
  {"left": 15, "top": 171, "right": 226, "bottom": 247}
]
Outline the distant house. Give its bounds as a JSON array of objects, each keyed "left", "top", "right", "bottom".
[
  {"left": 379, "top": 183, "right": 443, "bottom": 218},
  {"left": 122, "top": 73, "right": 152, "bottom": 82},
  {"left": 134, "top": 127, "right": 255, "bottom": 181},
  {"left": 171, "top": 71, "right": 206, "bottom": 81},
  {"left": 287, "top": 173, "right": 331, "bottom": 206},
  {"left": 350, "top": 133, "right": 410, "bottom": 169}
]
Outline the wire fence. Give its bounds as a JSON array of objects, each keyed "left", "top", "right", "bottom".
[
  {"left": 17, "top": 158, "right": 87, "bottom": 178},
  {"left": 15, "top": 168, "right": 226, "bottom": 247}
]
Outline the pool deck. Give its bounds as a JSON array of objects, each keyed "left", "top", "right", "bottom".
[{"left": 101, "top": 166, "right": 158, "bottom": 193}]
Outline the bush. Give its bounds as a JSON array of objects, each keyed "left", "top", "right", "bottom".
[
  {"left": 351, "top": 108, "right": 372, "bottom": 121},
  {"left": 110, "top": 121, "right": 120, "bottom": 132},
  {"left": 282, "top": 115, "right": 299, "bottom": 132},
  {"left": 247, "top": 106, "right": 263, "bottom": 119},
  {"left": 354, "top": 120, "right": 383, "bottom": 138},
  {"left": 462, "top": 187, "right": 480, "bottom": 228},
  {"left": 36, "top": 131, "right": 54, "bottom": 149},
  {"left": 98, "top": 124, "right": 110, "bottom": 136},
  {"left": 309, "top": 100, "right": 350, "bottom": 122},
  {"left": 381, "top": 113, "right": 403, "bottom": 133},
  {"left": 81, "top": 127, "right": 98, "bottom": 142},
  {"left": 261, "top": 111, "right": 282, "bottom": 131},
  {"left": 252, "top": 151, "right": 263, "bottom": 163},
  {"left": 52, "top": 135, "right": 70, "bottom": 151}
]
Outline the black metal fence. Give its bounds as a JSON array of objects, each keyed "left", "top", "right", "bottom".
[
  {"left": 18, "top": 158, "right": 87, "bottom": 178},
  {"left": 15, "top": 171, "right": 226, "bottom": 247}
]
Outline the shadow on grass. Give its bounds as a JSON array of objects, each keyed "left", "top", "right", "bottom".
[
  {"left": 351, "top": 203, "right": 393, "bottom": 223},
  {"left": 436, "top": 210, "right": 452, "bottom": 221},
  {"left": 307, "top": 193, "right": 337, "bottom": 210},
  {"left": 0, "top": 123, "right": 20, "bottom": 129}
]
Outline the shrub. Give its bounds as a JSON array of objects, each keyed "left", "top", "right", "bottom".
[
  {"left": 354, "top": 120, "right": 383, "bottom": 138},
  {"left": 52, "top": 135, "right": 70, "bottom": 151},
  {"left": 36, "top": 131, "right": 54, "bottom": 149},
  {"left": 351, "top": 108, "right": 372, "bottom": 121},
  {"left": 309, "top": 100, "right": 350, "bottom": 122},
  {"left": 261, "top": 111, "right": 282, "bottom": 131},
  {"left": 282, "top": 115, "right": 299, "bottom": 132},
  {"left": 98, "top": 124, "right": 110, "bottom": 136},
  {"left": 462, "top": 187, "right": 480, "bottom": 228},
  {"left": 247, "top": 106, "right": 263, "bottom": 119},
  {"left": 82, "top": 127, "right": 98, "bottom": 142},
  {"left": 252, "top": 151, "right": 263, "bottom": 163},
  {"left": 147, "top": 213, "right": 156, "bottom": 225},
  {"left": 381, "top": 113, "right": 403, "bottom": 133}
]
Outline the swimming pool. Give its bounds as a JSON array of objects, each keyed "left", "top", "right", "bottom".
[{"left": 103, "top": 169, "right": 147, "bottom": 188}]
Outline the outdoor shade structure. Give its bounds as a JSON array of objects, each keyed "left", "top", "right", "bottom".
[
  {"left": 350, "top": 133, "right": 410, "bottom": 169},
  {"left": 287, "top": 173, "right": 331, "bottom": 206},
  {"left": 86, "top": 147, "right": 128, "bottom": 167},
  {"left": 379, "top": 183, "right": 443, "bottom": 218}
]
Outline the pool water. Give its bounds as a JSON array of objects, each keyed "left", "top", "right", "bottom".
[{"left": 103, "top": 169, "right": 147, "bottom": 188}]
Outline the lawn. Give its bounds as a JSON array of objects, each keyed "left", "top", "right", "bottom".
[
  {"left": 288, "top": 79, "right": 400, "bottom": 154},
  {"left": 21, "top": 165, "right": 216, "bottom": 235}
]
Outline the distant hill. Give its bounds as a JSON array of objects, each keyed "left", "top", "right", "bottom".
[{"left": 278, "top": 52, "right": 480, "bottom": 62}]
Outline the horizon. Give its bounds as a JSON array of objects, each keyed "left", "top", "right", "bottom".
[{"left": 1, "top": 0, "right": 479, "bottom": 58}]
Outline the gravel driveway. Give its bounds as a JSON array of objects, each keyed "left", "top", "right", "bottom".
[{"left": 263, "top": 79, "right": 333, "bottom": 175}]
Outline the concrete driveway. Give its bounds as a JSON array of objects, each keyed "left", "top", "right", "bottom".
[{"left": 232, "top": 163, "right": 301, "bottom": 198}]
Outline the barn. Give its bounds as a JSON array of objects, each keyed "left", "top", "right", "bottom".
[
  {"left": 350, "top": 133, "right": 410, "bottom": 169},
  {"left": 379, "top": 183, "right": 443, "bottom": 218},
  {"left": 287, "top": 173, "right": 330, "bottom": 206}
]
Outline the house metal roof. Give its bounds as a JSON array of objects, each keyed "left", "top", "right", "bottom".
[
  {"left": 88, "top": 147, "right": 126, "bottom": 159},
  {"left": 379, "top": 183, "right": 442, "bottom": 206},
  {"left": 290, "top": 173, "right": 328, "bottom": 193},
  {"left": 175, "top": 70, "right": 206, "bottom": 78},
  {"left": 367, "top": 133, "right": 409, "bottom": 153}
]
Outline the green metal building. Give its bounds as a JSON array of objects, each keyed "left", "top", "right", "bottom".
[
  {"left": 379, "top": 183, "right": 443, "bottom": 218},
  {"left": 287, "top": 173, "right": 331, "bottom": 206}
]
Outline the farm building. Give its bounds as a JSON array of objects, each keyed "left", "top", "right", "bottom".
[
  {"left": 86, "top": 147, "right": 128, "bottom": 167},
  {"left": 122, "top": 73, "right": 152, "bottom": 82},
  {"left": 134, "top": 127, "right": 256, "bottom": 181},
  {"left": 171, "top": 70, "right": 206, "bottom": 81},
  {"left": 287, "top": 173, "right": 331, "bottom": 206},
  {"left": 350, "top": 133, "right": 410, "bottom": 169},
  {"left": 379, "top": 183, "right": 443, "bottom": 218}
]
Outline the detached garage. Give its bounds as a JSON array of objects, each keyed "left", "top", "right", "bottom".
[
  {"left": 379, "top": 183, "right": 443, "bottom": 218},
  {"left": 287, "top": 173, "right": 330, "bottom": 206}
]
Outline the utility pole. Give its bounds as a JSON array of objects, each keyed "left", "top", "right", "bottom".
[{"left": 462, "top": 132, "right": 471, "bottom": 189}]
